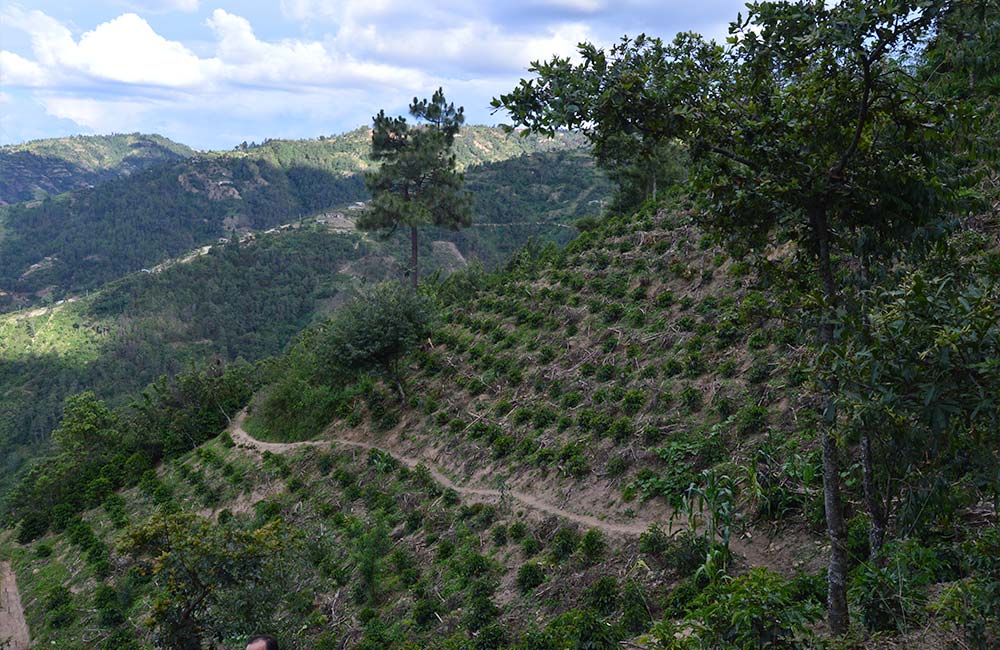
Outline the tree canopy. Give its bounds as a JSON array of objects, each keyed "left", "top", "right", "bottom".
[
  {"left": 359, "top": 88, "right": 473, "bottom": 288},
  {"left": 493, "top": 0, "right": 978, "bottom": 633}
]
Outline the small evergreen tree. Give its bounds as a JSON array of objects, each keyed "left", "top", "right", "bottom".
[{"left": 359, "top": 88, "right": 473, "bottom": 289}]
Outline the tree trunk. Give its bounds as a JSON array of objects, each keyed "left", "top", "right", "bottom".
[
  {"left": 821, "top": 422, "right": 850, "bottom": 634},
  {"left": 861, "top": 432, "right": 886, "bottom": 560},
  {"left": 811, "top": 206, "right": 850, "bottom": 635},
  {"left": 410, "top": 225, "right": 419, "bottom": 290}
]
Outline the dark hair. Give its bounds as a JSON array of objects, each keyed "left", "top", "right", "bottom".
[{"left": 247, "top": 634, "right": 278, "bottom": 650}]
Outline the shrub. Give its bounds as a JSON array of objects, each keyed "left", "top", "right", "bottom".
[
  {"left": 622, "top": 389, "right": 646, "bottom": 415},
  {"left": 606, "top": 454, "right": 629, "bottom": 477},
  {"left": 585, "top": 576, "right": 620, "bottom": 614},
  {"left": 508, "top": 520, "right": 528, "bottom": 540},
  {"left": 680, "top": 385, "right": 702, "bottom": 411},
  {"left": 849, "top": 539, "right": 942, "bottom": 632},
  {"left": 550, "top": 527, "right": 580, "bottom": 562},
  {"left": 491, "top": 524, "right": 508, "bottom": 546},
  {"left": 652, "top": 568, "right": 821, "bottom": 649},
  {"left": 517, "top": 562, "right": 547, "bottom": 592},
  {"left": 621, "top": 581, "right": 652, "bottom": 635},
  {"left": 320, "top": 282, "right": 433, "bottom": 380},
  {"left": 735, "top": 404, "right": 769, "bottom": 436},
  {"left": 573, "top": 529, "right": 605, "bottom": 566},
  {"left": 596, "top": 364, "right": 617, "bottom": 382},
  {"left": 609, "top": 417, "right": 633, "bottom": 442},
  {"left": 639, "top": 524, "right": 671, "bottom": 557},
  {"left": 655, "top": 290, "right": 675, "bottom": 308},
  {"left": 522, "top": 535, "right": 542, "bottom": 557}
]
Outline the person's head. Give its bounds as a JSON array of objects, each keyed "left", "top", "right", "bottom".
[{"left": 246, "top": 634, "right": 278, "bottom": 650}]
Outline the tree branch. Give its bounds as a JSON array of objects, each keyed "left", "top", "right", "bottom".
[{"left": 702, "top": 144, "right": 759, "bottom": 172}]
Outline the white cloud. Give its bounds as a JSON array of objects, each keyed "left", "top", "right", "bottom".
[
  {"left": 75, "top": 14, "right": 206, "bottom": 86},
  {"left": 0, "top": 50, "right": 49, "bottom": 86},
  {"left": 2, "top": 9, "right": 205, "bottom": 87},
  {"left": 0, "top": 0, "right": 750, "bottom": 147},
  {"left": 2, "top": 7, "right": 77, "bottom": 67},
  {"left": 204, "top": 9, "right": 426, "bottom": 90},
  {"left": 41, "top": 95, "right": 151, "bottom": 132}
]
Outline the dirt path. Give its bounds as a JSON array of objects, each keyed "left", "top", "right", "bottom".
[
  {"left": 230, "top": 413, "right": 650, "bottom": 535},
  {"left": 228, "top": 412, "right": 820, "bottom": 572},
  {"left": 0, "top": 561, "right": 30, "bottom": 650}
]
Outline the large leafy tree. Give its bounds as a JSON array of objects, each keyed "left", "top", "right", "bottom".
[
  {"left": 494, "top": 0, "right": 967, "bottom": 633},
  {"left": 834, "top": 241, "right": 1000, "bottom": 559},
  {"left": 120, "top": 513, "right": 285, "bottom": 649},
  {"left": 359, "top": 88, "right": 473, "bottom": 289}
]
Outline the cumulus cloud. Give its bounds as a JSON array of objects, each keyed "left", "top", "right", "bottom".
[
  {"left": 1, "top": 9, "right": 205, "bottom": 86},
  {"left": 0, "top": 50, "right": 49, "bottom": 86},
  {"left": 75, "top": 14, "right": 206, "bottom": 86}
]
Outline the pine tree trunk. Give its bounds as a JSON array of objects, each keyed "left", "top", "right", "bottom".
[
  {"left": 410, "top": 225, "right": 419, "bottom": 290},
  {"left": 811, "top": 206, "right": 850, "bottom": 635}
]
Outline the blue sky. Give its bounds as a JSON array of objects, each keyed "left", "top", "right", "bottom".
[{"left": 0, "top": 0, "right": 748, "bottom": 150}]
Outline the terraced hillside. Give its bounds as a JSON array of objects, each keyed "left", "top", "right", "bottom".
[
  {"left": 0, "top": 148, "right": 610, "bottom": 498},
  {"left": 7, "top": 201, "right": 996, "bottom": 649}
]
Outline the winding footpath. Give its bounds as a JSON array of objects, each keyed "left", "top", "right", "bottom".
[
  {"left": 232, "top": 411, "right": 659, "bottom": 537},
  {"left": 0, "top": 561, "right": 30, "bottom": 650},
  {"left": 230, "top": 412, "right": 798, "bottom": 572}
]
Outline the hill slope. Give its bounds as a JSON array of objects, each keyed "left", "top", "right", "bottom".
[
  {"left": 0, "top": 133, "right": 195, "bottom": 204},
  {"left": 0, "top": 129, "right": 599, "bottom": 311},
  {"left": 3, "top": 202, "right": 998, "bottom": 649},
  {"left": 0, "top": 148, "right": 609, "bottom": 495}
]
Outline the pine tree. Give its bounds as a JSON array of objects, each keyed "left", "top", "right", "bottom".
[{"left": 358, "top": 88, "right": 473, "bottom": 288}]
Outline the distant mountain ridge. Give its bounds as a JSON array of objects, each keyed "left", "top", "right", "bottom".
[
  {"left": 0, "top": 133, "right": 196, "bottom": 204},
  {"left": 227, "top": 126, "right": 590, "bottom": 174},
  {"left": 0, "top": 127, "right": 598, "bottom": 311}
]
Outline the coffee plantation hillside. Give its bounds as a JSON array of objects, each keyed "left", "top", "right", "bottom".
[
  {"left": 6, "top": 201, "right": 997, "bottom": 648},
  {"left": 0, "top": 145, "right": 610, "bottom": 498}
]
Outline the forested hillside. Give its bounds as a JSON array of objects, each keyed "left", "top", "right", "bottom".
[
  {"left": 0, "top": 134, "right": 195, "bottom": 204},
  {"left": 231, "top": 125, "right": 589, "bottom": 173},
  {"left": 0, "top": 147, "right": 609, "bottom": 497},
  {"left": 0, "top": 128, "right": 597, "bottom": 312}
]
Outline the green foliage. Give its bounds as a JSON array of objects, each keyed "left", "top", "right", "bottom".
[
  {"left": 848, "top": 540, "right": 944, "bottom": 632},
  {"left": 321, "top": 282, "right": 434, "bottom": 381},
  {"left": 517, "top": 561, "right": 546, "bottom": 593},
  {"left": 585, "top": 576, "right": 619, "bottom": 615},
  {"left": 119, "top": 512, "right": 285, "bottom": 649},
  {"left": 579, "top": 529, "right": 606, "bottom": 565},
  {"left": 359, "top": 88, "right": 472, "bottom": 287},
  {"left": 5, "top": 360, "right": 258, "bottom": 538},
  {"left": 651, "top": 568, "right": 822, "bottom": 649}
]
